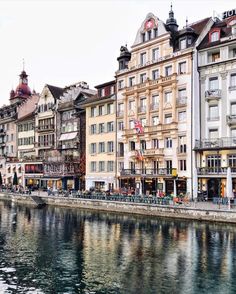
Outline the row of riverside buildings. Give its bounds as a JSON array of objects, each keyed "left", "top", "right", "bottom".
[{"left": 0, "top": 6, "right": 236, "bottom": 198}]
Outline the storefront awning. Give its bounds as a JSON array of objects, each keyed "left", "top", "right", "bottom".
[{"left": 59, "top": 132, "right": 77, "bottom": 141}]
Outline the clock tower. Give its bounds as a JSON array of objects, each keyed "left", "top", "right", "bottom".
[{"left": 10, "top": 69, "right": 32, "bottom": 104}]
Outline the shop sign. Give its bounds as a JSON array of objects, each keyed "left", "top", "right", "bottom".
[{"left": 222, "top": 9, "right": 236, "bottom": 19}]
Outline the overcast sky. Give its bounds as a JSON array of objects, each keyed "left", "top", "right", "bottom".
[{"left": 0, "top": 0, "right": 235, "bottom": 106}]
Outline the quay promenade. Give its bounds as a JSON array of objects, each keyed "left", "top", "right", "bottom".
[{"left": 1, "top": 191, "right": 236, "bottom": 224}]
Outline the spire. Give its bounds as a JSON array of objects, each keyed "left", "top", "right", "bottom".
[
  {"left": 166, "top": 3, "right": 179, "bottom": 32},
  {"left": 185, "top": 17, "right": 188, "bottom": 28}
]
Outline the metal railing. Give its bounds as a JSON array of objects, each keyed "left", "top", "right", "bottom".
[
  {"left": 197, "top": 167, "right": 236, "bottom": 175},
  {"left": 195, "top": 137, "right": 236, "bottom": 149},
  {"left": 120, "top": 168, "right": 174, "bottom": 176},
  {"left": 205, "top": 89, "right": 221, "bottom": 99},
  {"left": 226, "top": 115, "right": 236, "bottom": 125}
]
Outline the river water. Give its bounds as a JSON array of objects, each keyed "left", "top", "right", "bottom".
[{"left": 0, "top": 200, "right": 236, "bottom": 294}]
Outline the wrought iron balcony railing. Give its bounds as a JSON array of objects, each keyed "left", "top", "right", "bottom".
[
  {"left": 205, "top": 89, "right": 221, "bottom": 100},
  {"left": 120, "top": 168, "right": 175, "bottom": 176},
  {"left": 195, "top": 137, "right": 236, "bottom": 150},
  {"left": 197, "top": 167, "right": 236, "bottom": 175}
]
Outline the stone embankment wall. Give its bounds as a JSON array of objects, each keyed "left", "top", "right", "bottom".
[{"left": 2, "top": 193, "right": 236, "bottom": 223}]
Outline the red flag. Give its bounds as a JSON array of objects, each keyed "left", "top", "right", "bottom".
[{"left": 134, "top": 119, "right": 144, "bottom": 134}]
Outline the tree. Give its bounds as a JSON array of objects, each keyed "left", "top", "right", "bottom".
[{"left": 13, "top": 171, "right": 18, "bottom": 186}]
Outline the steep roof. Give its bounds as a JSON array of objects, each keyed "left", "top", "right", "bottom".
[{"left": 47, "top": 84, "right": 65, "bottom": 99}]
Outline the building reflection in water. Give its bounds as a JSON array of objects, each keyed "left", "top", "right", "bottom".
[{"left": 0, "top": 200, "right": 236, "bottom": 293}]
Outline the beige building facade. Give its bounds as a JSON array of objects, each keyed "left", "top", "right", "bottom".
[{"left": 84, "top": 81, "right": 116, "bottom": 191}]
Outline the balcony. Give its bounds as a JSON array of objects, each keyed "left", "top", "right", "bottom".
[
  {"left": 226, "top": 115, "right": 236, "bottom": 125},
  {"left": 123, "top": 122, "right": 178, "bottom": 137},
  {"left": 124, "top": 74, "right": 177, "bottom": 95},
  {"left": 150, "top": 103, "right": 159, "bottom": 111},
  {"left": 195, "top": 137, "right": 236, "bottom": 150},
  {"left": 229, "top": 85, "right": 236, "bottom": 91},
  {"left": 205, "top": 89, "right": 221, "bottom": 101},
  {"left": 197, "top": 167, "right": 236, "bottom": 175},
  {"left": 36, "top": 125, "right": 55, "bottom": 132},
  {"left": 176, "top": 97, "right": 187, "bottom": 107},
  {"left": 120, "top": 168, "right": 175, "bottom": 177},
  {"left": 58, "top": 143, "right": 78, "bottom": 150}
]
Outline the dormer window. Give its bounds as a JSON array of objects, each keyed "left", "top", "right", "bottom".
[
  {"left": 209, "top": 30, "right": 220, "bottom": 42},
  {"left": 180, "top": 38, "right": 186, "bottom": 50},
  {"left": 101, "top": 88, "right": 105, "bottom": 97}
]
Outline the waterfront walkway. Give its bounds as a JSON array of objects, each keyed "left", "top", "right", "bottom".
[{"left": 18, "top": 191, "right": 236, "bottom": 212}]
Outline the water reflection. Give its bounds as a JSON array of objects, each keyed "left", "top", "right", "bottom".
[{"left": 0, "top": 200, "right": 236, "bottom": 293}]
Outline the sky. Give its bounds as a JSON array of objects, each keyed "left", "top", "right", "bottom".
[{"left": 0, "top": 0, "right": 235, "bottom": 106}]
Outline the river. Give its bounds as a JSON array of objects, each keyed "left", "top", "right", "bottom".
[{"left": 0, "top": 200, "right": 236, "bottom": 294}]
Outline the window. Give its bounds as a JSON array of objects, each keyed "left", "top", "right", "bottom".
[
  {"left": 99, "top": 105, "right": 105, "bottom": 116},
  {"left": 230, "top": 74, "right": 236, "bottom": 88},
  {"left": 178, "top": 111, "right": 186, "bottom": 122},
  {"left": 90, "top": 161, "right": 96, "bottom": 172},
  {"left": 101, "top": 88, "right": 105, "bottom": 97},
  {"left": 107, "top": 122, "right": 114, "bottom": 132},
  {"left": 152, "top": 138, "right": 159, "bottom": 148},
  {"left": 166, "top": 160, "right": 172, "bottom": 171},
  {"left": 152, "top": 48, "right": 159, "bottom": 61},
  {"left": 90, "top": 143, "right": 97, "bottom": 154},
  {"left": 107, "top": 141, "right": 114, "bottom": 153},
  {"left": 165, "top": 66, "right": 172, "bottom": 76},
  {"left": 165, "top": 114, "right": 172, "bottom": 124},
  {"left": 179, "top": 62, "right": 186, "bottom": 74},
  {"left": 209, "top": 105, "right": 219, "bottom": 120},
  {"left": 164, "top": 92, "right": 172, "bottom": 103},
  {"left": 207, "top": 155, "right": 221, "bottom": 169},
  {"left": 228, "top": 155, "right": 236, "bottom": 167},
  {"left": 140, "top": 52, "right": 146, "bottom": 65},
  {"left": 130, "top": 141, "right": 135, "bottom": 151},
  {"left": 141, "top": 140, "right": 146, "bottom": 150},
  {"left": 152, "top": 69, "right": 159, "bottom": 80},
  {"left": 107, "top": 103, "right": 114, "bottom": 114},
  {"left": 165, "top": 137, "right": 172, "bottom": 148},
  {"left": 129, "top": 120, "right": 134, "bottom": 129},
  {"left": 118, "top": 80, "right": 124, "bottom": 89},
  {"left": 210, "top": 31, "right": 220, "bottom": 42},
  {"left": 11, "top": 145, "right": 13, "bottom": 153},
  {"left": 209, "top": 129, "right": 218, "bottom": 139},
  {"left": 11, "top": 134, "right": 14, "bottom": 141},
  {"left": 139, "top": 98, "right": 146, "bottom": 112},
  {"left": 178, "top": 88, "right": 186, "bottom": 98},
  {"left": 233, "top": 48, "right": 236, "bottom": 57},
  {"left": 91, "top": 107, "right": 96, "bottom": 117},
  {"left": 152, "top": 116, "right": 159, "bottom": 125},
  {"left": 140, "top": 118, "right": 146, "bottom": 126},
  {"left": 142, "top": 33, "right": 145, "bottom": 42},
  {"left": 98, "top": 142, "right": 105, "bottom": 153},
  {"left": 179, "top": 160, "right": 187, "bottom": 171},
  {"left": 118, "top": 143, "right": 124, "bottom": 157},
  {"left": 107, "top": 161, "right": 114, "bottom": 172},
  {"left": 118, "top": 103, "right": 124, "bottom": 116},
  {"left": 231, "top": 103, "right": 236, "bottom": 115},
  {"left": 90, "top": 124, "right": 96, "bottom": 134},
  {"left": 129, "top": 100, "right": 135, "bottom": 110},
  {"left": 118, "top": 121, "right": 124, "bottom": 131},
  {"left": 98, "top": 123, "right": 105, "bottom": 133},
  {"left": 129, "top": 77, "right": 135, "bottom": 86},
  {"left": 179, "top": 136, "right": 187, "bottom": 153},
  {"left": 231, "top": 129, "right": 236, "bottom": 137},
  {"left": 98, "top": 161, "right": 105, "bottom": 172},
  {"left": 209, "top": 77, "right": 219, "bottom": 90},
  {"left": 110, "top": 86, "right": 115, "bottom": 94},
  {"left": 153, "top": 28, "right": 158, "bottom": 38},
  {"left": 180, "top": 38, "right": 186, "bottom": 49},
  {"left": 119, "top": 161, "right": 124, "bottom": 171},
  {"left": 151, "top": 94, "right": 159, "bottom": 109},
  {"left": 212, "top": 52, "right": 220, "bottom": 62},
  {"left": 147, "top": 30, "right": 152, "bottom": 40},
  {"left": 140, "top": 73, "right": 147, "bottom": 83}
]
